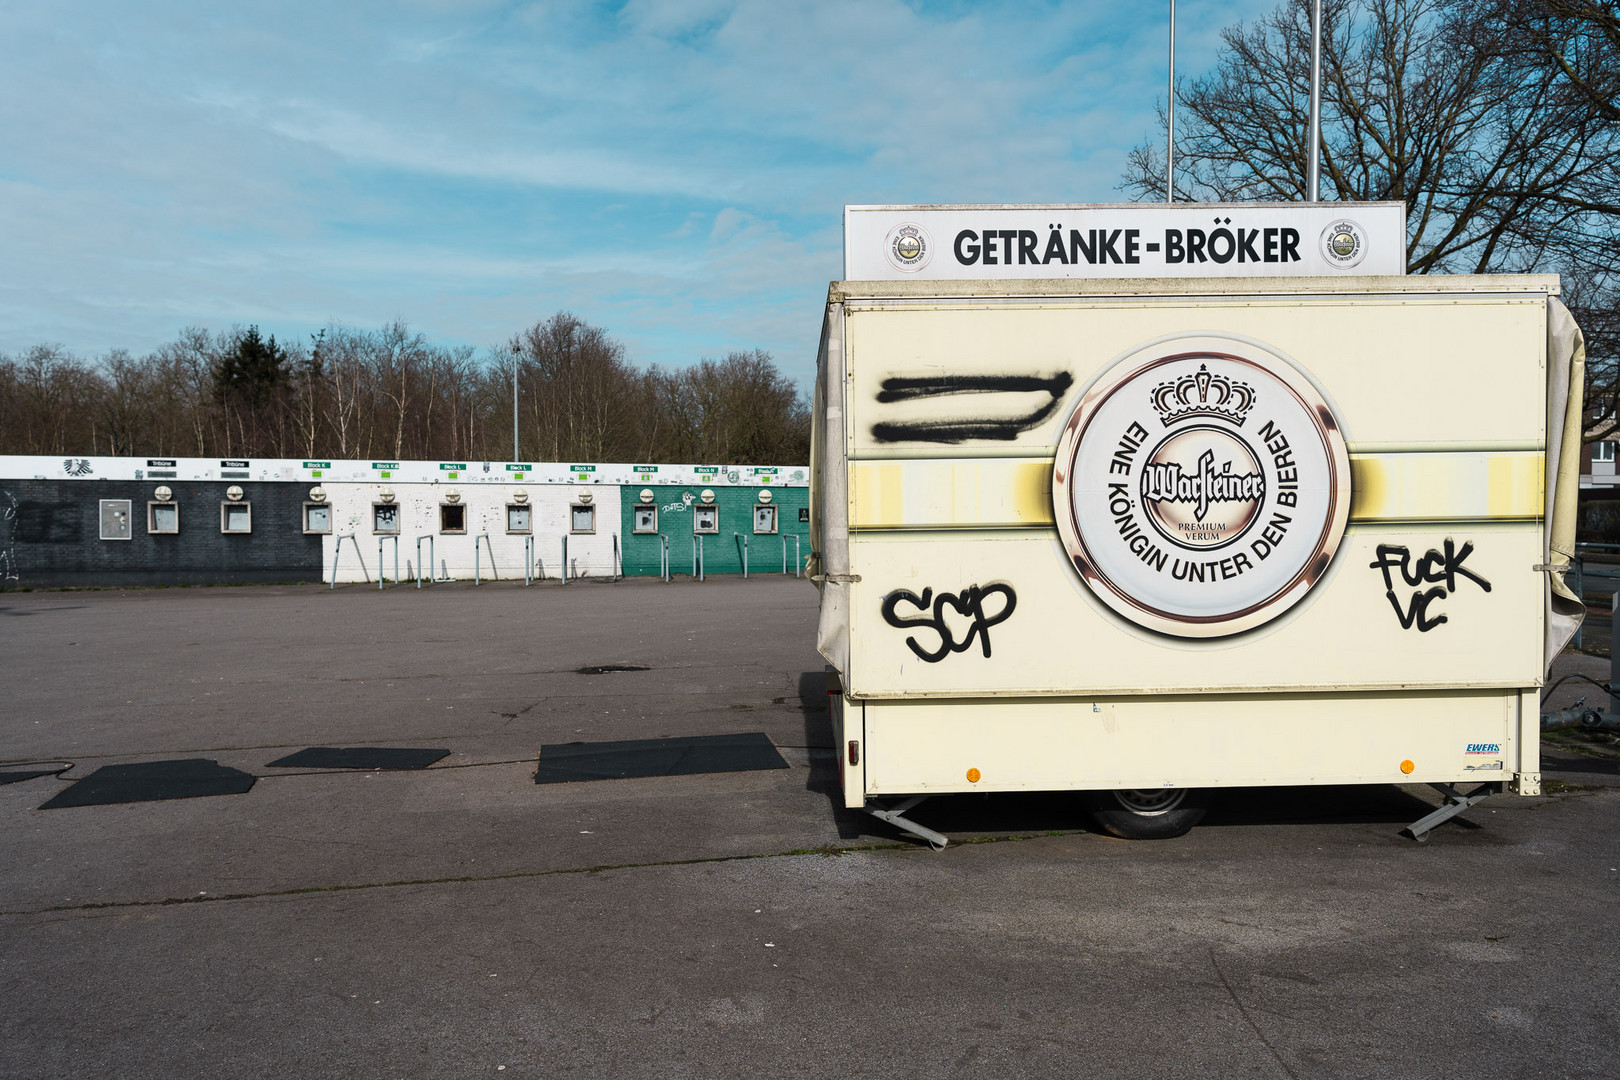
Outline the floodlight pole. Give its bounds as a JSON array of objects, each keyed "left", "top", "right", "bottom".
[
  {"left": 511, "top": 346, "right": 520, "bottom": 462},
  {"left": 1166, "top": 0, "right": 1176, "bottom": 202},
  {"left": 1307, "top": 0, "right": 1323, "bottom": 201}
]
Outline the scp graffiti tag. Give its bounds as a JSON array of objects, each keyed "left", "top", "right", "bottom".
[
  {"left": 880, "top": 583, "right": 1018, "bottom": 662},
  {"left": 1369, "top": 539, "right": 1492, "bottom": 632}
]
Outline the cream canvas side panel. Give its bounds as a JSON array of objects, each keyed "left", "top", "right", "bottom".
[
  {"left": 846, "top": 296, "right": 1546, "bottom": 454},
  {"left": 861, "top": 690, "right": 1520, "bottom": 794},
  {"left": 847, "top": 523, "right": 1542, "bottom": 697}
]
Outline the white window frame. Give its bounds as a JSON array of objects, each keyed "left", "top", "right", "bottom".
[
  {"left": 303, "top": 503, "right": 332, "bottom": 535},
  {"left": 220, "top": 501, "right": 252, "bottom": 534},
  {"left": 147, "top": 501, "right": 179, "bottom": 535},
  {"left": 632, "top": 505, "right": 658, "bottom": 534},
  {"left": 506, "top": 504, "right": 532, "bottom": 535},
  {"left": 439, "top": 503, "right": 468, "bottom": 535},
  {"left": 570, "top": 504, "right": 597, "bottom": 535},
  {"left": 372, "top": 502, "right": 402, "bottom": 534}
]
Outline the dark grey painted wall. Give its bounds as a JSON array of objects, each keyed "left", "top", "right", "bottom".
[{"left": 0, "top": 481, "right": 323, "bottom": 588}]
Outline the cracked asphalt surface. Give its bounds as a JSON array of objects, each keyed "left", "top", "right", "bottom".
[{"left": 2, "top": 577, "right": 1618, "bottom": 1078}]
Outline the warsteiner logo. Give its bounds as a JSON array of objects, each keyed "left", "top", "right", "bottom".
[
  {"left": 883, "top": 222, "right": 932, "bottom": 273},
  {"left": 1053, "top": 338, "right": 1350, "bottom": 637},
  {"left": 1319, "top": 219, "right": 1367, "bottom": 268}
]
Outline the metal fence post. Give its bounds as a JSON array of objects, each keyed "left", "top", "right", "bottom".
[
  {"left": 734, "top": 532, "right": 749, "bottom": 579},
  {"left": 561, "top": 535, "right": 569, "bottom": 584},
  {"left": 415, "top": 535, "right": 434, "bottom": 588}
]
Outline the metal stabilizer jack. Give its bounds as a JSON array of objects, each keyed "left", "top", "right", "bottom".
[
  {"left": 866, "top": 797, "right": 949, "bottom": 850},
  {"left": 1403, "top": 783, "right": 1497, "bottom": 842}
]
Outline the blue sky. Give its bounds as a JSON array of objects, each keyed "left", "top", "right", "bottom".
[{"left": 1, "top": 0, "right": 1278, "bottom": 385}]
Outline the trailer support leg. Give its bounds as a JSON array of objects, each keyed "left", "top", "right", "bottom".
[
  {"left": 1402, "top": 783, "right": 1496, "bottom": 842},
  {"left": 866, "top": 797, "right": 949, "bottom": 850}
]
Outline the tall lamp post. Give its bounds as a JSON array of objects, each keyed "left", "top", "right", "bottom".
[
  {"left": 1166, "top": 0, "right": 1175, "bottom": 202},
  {"left": 1307, "top": 0, "right": 1323, "bottom": 201},
  {"left": 511, "top": 345, "right": 520, "bottom": 462}
]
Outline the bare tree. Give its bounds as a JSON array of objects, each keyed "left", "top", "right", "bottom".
[
  {"left": 1123, "top": 0, "right": 1618, "bottom": 273},
  {"left": 1122, "top": 0, "right": 1618, "bottom": 428}
]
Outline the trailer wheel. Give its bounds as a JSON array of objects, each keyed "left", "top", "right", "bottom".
[{"left": 1085, "top": 787, "right": 1208, "bottom": 839}]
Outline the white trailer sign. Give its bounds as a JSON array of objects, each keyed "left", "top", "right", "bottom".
[
  {"left": 810, "top": 267, "right": 1586, "bottom": 844},
  {"left": 844, "top": 202, "right": 1406, "bottom": 280}
]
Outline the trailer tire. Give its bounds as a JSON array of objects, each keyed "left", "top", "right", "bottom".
[{"left": 1084, "top": 787, "right": 1208, "bottom": 839}]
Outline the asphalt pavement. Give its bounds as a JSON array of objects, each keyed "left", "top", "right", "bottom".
[{"left": 1, "top": 576, "right": 1617, "bottom": 1079}]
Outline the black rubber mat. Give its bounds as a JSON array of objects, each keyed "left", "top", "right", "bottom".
[
  {"left": 40, "top": 759, "right": 256, "bottom": 809},
  {"left": 535, "top": 732, "right": 788, "bottom": 784},
  {"left": 265, "top": 747, "right": 450, "bottom": 770},
  {"left": 1, "top": 768, "right": 62, "bottom": 786}
]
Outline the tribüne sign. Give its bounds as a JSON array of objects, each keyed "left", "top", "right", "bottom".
[{"left": 844, "top": 203, "right": 1405, "bottom": 280}]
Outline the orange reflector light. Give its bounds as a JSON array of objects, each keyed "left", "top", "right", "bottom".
[
  {"left": 847, "top": 740, "right": 860, "bottom": 767},
  {"left": 1400, "top": 759, "right": 1415, "bottom": 774},
  {"left": 966, "top": 768, "right": 981, "bottom": 783}
]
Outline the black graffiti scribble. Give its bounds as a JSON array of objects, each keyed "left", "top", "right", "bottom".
[
  {"left": 870, "top": 373, "right": 1074, "bottom": 444},
  {"left": 881, "top": 584, "right": 1018, "bottom": 662},
  {"left": 1369, "top": 539, "right": 1492, "bottom": 632}
]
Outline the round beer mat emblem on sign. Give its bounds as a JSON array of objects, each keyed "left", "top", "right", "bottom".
[
  {"left": 883, "top": 222, "right": 932, "bottom": 273},
  {"left": 1052, "top": 338, "right": 1350, "bottom": 638}
]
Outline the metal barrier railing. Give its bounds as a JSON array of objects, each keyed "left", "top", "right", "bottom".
[
  {"left": 415, "top": 535, "right": 435, "bottom": 588},
  {"left": 330, "top": 533, "right": 368, "bottom": 588},
  {"left": 734, "top": 532, "right": 749, "bottom": 579},
  {"left": 659, "top": 534, "right": 670, "bottom": 581},
  {"left": 780, "top": 534, "right": 800, "bottom": 578},
  {"left": 378, "top": 535, "right": 399, "bottom": 589},
  {"left": 474, "top": 533, "right": 497, "bottom": 585},
  {"left": 692, "top": 533, "right": 705, "bottom": 582},
  {"left": 561, "top": 535, "right": 569, "bottom": 584},
  {"left": 524, "top": 535, "right": 534, "bottom": 586}
]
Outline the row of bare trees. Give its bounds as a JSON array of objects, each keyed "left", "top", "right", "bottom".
[
  {"left": 1122, "top": 0, "right": 1618, "bottom": 433},
  {"left": 0, "top": 313, "right": 810, "bottom": 465}
]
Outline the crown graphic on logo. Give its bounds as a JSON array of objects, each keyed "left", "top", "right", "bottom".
[{"left": 1149, "top": 363, "right": 1257, "bottom": 427}]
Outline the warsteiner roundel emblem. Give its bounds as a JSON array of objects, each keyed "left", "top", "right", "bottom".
[{"left": 1052, "top": 337, "right": 1350, "bottom": 637}]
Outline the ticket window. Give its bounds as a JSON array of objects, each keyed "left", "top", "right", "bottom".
[
  {"left": 570, "top": 504, "right": 596, "bottom": 534},
  {"left": 220, "top": 502, "right": 252, "bottom": 534},
  {"left": 506, "top": 504, "right": 532, "bottom": 534},
  {"left": 100, "top": 499, "right": 133, "bottom": 541},
  {"left": 440, "top": 503, "right": 467, "bottom": 534},
  {"left": 693, "top": 505, "right": 719, "bottom": 534},
  {"left": 373, "top": 503, "right": 401, "bottom": 534},
  {"left": 632, "top": 505, "right": 658, "bottom": 534},
  {"left": 753, "top": 504, "right": 777, "bottom": 534},
  {"left": 303, "top": 503, "right": 332, "bottom": 534},
  {"left": 147, "top": 502, "right": 179, "bottom": 535}
]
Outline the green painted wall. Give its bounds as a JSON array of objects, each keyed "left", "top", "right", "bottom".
[{"left": 619, "top": 484, "right": 809, "bottom": 576}]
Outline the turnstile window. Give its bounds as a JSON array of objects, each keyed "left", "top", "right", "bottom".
[
  {"left": 148, "top": 502, "right": 179, "bottom": 534},
  {"left": 100, "top": 500, "right": 133, "bottom": 541},
  {"left": 693, "top": 505, "right": 718, "bottom": 534},
  {"left": 373, "top": 503, "right": 401, "bottom": 534},
  {"left": 440, "top": 504, "right": 467, "bottom": 534},
  {"left": 632, "top": 506, "right": 657, "bottom": 534},
  {"left": 753, "top": 505, "right": 777, "bottom": 534},
  {"left": 303, "top": 503, "right": 332, "bottom": 534},
  {"left": 570, "top": 505, "right": 596, "bottom": 534},
  {"left": 220, "top": 502, "right": 252, "bottom": 533},
  {"left": 507, "top": 505, "right": 532, "bottom": 534}
]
